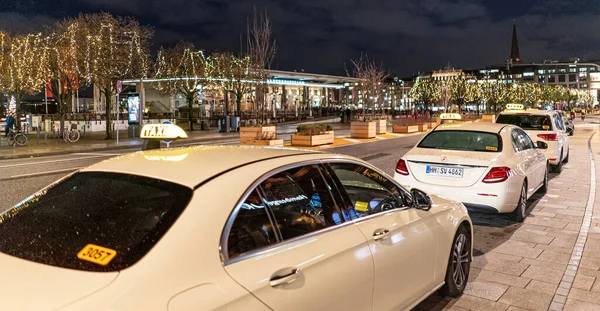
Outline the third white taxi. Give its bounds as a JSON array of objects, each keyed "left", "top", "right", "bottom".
[
  {"left": 0, "top": 123, "right": 472, "bottom": 311},
  {"left": 496, "top": 104, "right": 570, "bottom": 173},
  {"left": 394, "top": 122, "right": 549, "bottom": 222}
]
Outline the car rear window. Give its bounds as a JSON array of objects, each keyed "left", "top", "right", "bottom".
[
  {"left": 418, "top": 130, "right": 502, "bottom": 152},
  {"left": 0, "top": 172, "right": 192, "bottom": 272},
  {"left": 496, "top": 114, "right": 553, "bottom": 131}
]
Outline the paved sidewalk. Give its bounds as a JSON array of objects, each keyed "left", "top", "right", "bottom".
[
  {"left": 0, "top": 120, "right": 352, "bottom": 160},
  {"left": 416, "top": 126, "right": 600, "bottom": 311}
]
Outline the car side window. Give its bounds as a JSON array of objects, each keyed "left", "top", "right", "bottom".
[
  {"left": 257, "top": 165, "right": 342, "bottom": 241},
  {"left": 517, "top": 129, "right": 535, "bottom": 150},
  {"left": 327, "top": 163, "right": 410, "bottom": 218},
  {"left": 511, "top": 130, "right": 524, "bottom": 152},
  {"left": 227, "top": 189, "right": 278, "bottom": 259},
  {"left": 553, "top": 115, "right": 564, "bottom": 131}
]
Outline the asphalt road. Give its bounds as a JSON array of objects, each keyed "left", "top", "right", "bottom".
[
  {"left": 0, "top": 133, "right": 422, "bottom": 212},
  {"left": 0, "top": 122, "right": 593, "bottom": 309}
]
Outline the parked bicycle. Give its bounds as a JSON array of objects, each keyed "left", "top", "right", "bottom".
[
  {"left": 7, "top": 128, "right": 28, "bottom": 146},
  {"left": 63, "top": 124, "right": 80, "bottom": 143}
]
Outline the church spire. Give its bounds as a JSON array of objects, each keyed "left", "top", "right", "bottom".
[{"left": 510, "top": 23, "right": 521, "bottom": 63}]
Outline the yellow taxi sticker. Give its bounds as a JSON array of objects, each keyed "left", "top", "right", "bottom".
[
  {"left": 485, "top": 146, "right": 498, "bottom": 151},
  {"left": 77, "top": 244, "right": 117, "bottom": 266},
  {"left": 542, "top": 125, "right": 550, "bottom": 129},
  {"left": 355, "top": 201, "right": 369, "bottom": 212},
  {"left": 140, "top": 123, "right": 188, "bottom": 140}
]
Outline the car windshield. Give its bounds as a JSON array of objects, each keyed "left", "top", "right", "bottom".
[
  {"left": 418, "top": 130, "right": 501, "bottom": 152},
  {"left": 497, "top": 114, "right": 553, "bottom": 131},
  {"left": 0, "top": 172, "right": 192, "bottom": 272}
]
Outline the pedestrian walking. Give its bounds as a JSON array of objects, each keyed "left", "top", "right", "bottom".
[{"left": 5, "top": 112, "right": 15, "bottom": 137}]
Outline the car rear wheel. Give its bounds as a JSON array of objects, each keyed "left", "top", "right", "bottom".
[
  {"left": 551, "top": 150, "right": 563, "bottom": 173},
  {"left": 539, "top": 164, "right": 548, "bottom": 194},
  {"left": 439, "top": 225, "right": 471, "bottom": 297},
  {"left": 512, "top": 182, "right": 528, "bottom": 222}
]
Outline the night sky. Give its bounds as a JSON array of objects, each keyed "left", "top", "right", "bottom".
[{"left": 1, "top": 0, "right": 599, "bottom": 77}]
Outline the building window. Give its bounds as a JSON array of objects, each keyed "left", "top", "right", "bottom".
[
  {"left": 559, "top": 69, "right": 567, "bottom": 73},
  {"left": 524, "top": 76, "right": 534, "bottom": 82},
  {"left": 569, "top": 74, "right": 577, "bottom": 82},
  {"left": 547, "top": 75, "right": 556, "bottom": 83},
  {"left": 570, "top": 84, "right": 578, "bottom": 89},
  {"left": 569, "top": 68, "right": 577, "bottom": 73},
  {"left": 548, "top": 69, "right": 556, "bottom": 74},
  {"left": 579, "top": 73, "right": 588, "bottom": 81},
  {"left": 580, "top": 67, "right": 588, "bottom": 72},
  {"left": 581, "top": 84, "right": 588, "bottom": 88},
  {"left": 538, "top": 70, "right": 545, "bottom": 74},
  {"left": 539, "top": 76, "right": 545, "bottom": 83},
  {"left": 559, "top": 75, "right": 566, "bottom": 83}
]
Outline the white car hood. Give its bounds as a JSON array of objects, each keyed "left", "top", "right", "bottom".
[{"left": 0, "top": 252, "right": 118, "bottom": 310}]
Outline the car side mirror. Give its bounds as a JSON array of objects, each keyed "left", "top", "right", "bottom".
[
  {"left": 411, "top": 188, "right": 432, "bottom": 211},
  {"left": 566, "top": 127, "right": 573, "bottom": 133},
  {"left": 536, "top": 141, "right": 548, "bottom": 149}
]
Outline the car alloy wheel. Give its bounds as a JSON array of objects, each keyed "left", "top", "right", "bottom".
[
  {"left": 513, "top": 183, "right": 528, "bottom": 222},
  {"left": 440, "top": 226, "right": 471, "bottom": 297},
  {"left": 452, "top": 233, "right": 469, "bottom": 289}
]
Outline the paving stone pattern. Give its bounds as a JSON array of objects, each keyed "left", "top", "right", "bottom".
[{"left": 414, "top": 127, "right": 600, "bottom": 311}]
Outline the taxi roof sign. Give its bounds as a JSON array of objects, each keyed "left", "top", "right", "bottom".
[
  {"left": 440, "top": 113, "right": 462, "bottom": 120},
  {"left": 505, "top": 104, "right": 524, "bottom": 111},
  {"left": 141, "top": 123, "right": 187, "bottom": 150}
]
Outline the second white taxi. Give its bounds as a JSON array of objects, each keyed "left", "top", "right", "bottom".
[
  {"left": 394, "top": 122, "right": 549, "bottom": 222},
  {"left": 496, "top": 104, "right": 570, "bottom": 173},
  {"left": 0, "top": 123, "right": 473, "bottom": 311}
]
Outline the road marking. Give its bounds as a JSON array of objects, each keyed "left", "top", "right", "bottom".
[
  {"left": 71, "top": 152, "right": 125, "bottom": 156},
  {"left": 551, "top": 131, "right": 596, "bottom": 311},
  {"left": 0, "top": 155, "right": 116, "bottom": 169},
  {"left": 8, "top": 167, "right": 84, "bottom": 179}
]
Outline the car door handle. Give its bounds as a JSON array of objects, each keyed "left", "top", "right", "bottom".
[
  {"left": 373, "top": 229, "right": 390, "bottom": 241},
  {"left": 269, "top": 268, "right": 300, "bottom": 287}
]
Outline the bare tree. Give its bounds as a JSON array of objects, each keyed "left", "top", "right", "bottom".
[
  {"left": 211, "top": 52, "right": 255, "bottom": 118},
  {"left": 0, "top": 32, "right": 48, "bottom": 128},
  {"left": 346, "top": 53, "right": 389, "bottom": 117},
  {"left": 47, "top": 18, "right": 87, "bottom": 136},
  {"left": 154, "top": 42, "right": 210, "bottom": 131},
  {"left": 78, "top": 13, "right": 152, "bottom": 139},
  {"left": 247, "top": 8, "right": 277, "bottom": 123}
]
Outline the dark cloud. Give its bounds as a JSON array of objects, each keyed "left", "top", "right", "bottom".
[{"left": 2, "top": 0, "right": 599, "bottom": 76}]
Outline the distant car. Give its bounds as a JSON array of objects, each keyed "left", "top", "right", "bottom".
[
  {"left": 394, "top": 122, "right": 549, "bottom": 222},
  {"left": 556, "top": 110, "right": 574, "bottom": 136},
  {"left": 496, "top": 105, "right": 570, "bottom": 173},
  {"left": 0, "top": 124, "right": 473, "bottom": 311}
]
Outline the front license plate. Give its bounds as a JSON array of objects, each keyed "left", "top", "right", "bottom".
[{"left": 426, "top": 166, "right": 464, "bottom": 178}]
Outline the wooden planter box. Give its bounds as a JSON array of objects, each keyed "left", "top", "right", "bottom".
[
  {"left": 481, "top": 114, "right": 496, "bottom": 123},
  {"left": 393, "top": 124, "right": 419, "bottom": 134},
  {"left": 291, "top": 131, "right": 334, "bottom": 146},
  {"left": 241, "top": 139, "right": 284, "bottom": 147},
  {"left": 418, "top": 123, "right": 429, "bottom": 132},
  {"left": 375, "top": 119, "right": 387, "bottom": 134},
  {"left": 240, "top": 126, "right": 276, "bottom": 143},
  {"left": 351, "top": 121, "right": 376, "bottom": 138}
]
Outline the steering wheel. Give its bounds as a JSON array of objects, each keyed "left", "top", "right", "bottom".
[{"left": 370, "top": 196, "right": 397, "bottom": 214}]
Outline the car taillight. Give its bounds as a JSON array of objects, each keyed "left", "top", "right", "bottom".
[
  {"left": 537, "top": 133, "right": 557, "bottom": 141},
  {"left": 395, "top": 159, "right": 409, "bottom": 176},
  {"left": 482, "top": 167, "right": 511, "bottom": 183}
]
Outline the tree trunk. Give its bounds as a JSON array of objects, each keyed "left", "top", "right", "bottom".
[
  {"left": 236, "top": 93, "right": 243, "bottom": 119},
  {"left": 187, "top": 95, "right": 194, "bottom": 131},
  {"left": 15, "top": 93, "right": 21, "bottom": 129},
  {"left": 104, "top": 88, "right": 113, "bottom": 139}
]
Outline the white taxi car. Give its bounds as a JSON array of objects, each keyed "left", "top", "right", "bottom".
[
  {"left": 0, "top": 123, "right": 473, "bottom": 311},
  {"left": 496, "top": 104, "right": 569, "bottom": 173},
  {"left": 394, "top": 122, "right": 549, "bottom": 222}
]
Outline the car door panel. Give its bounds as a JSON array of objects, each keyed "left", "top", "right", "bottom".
[
  {"left": 325, "top": 161, "right": 440, "bottom": 311},
  {"left": 224, "top": 226, "right": 374, "bottom": 311},
  {"left": 222, "top": 164, "right": 374, "bottom": 311},
  {"left": 353, "top": 209, "right": 438, "bottom": 310}
]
